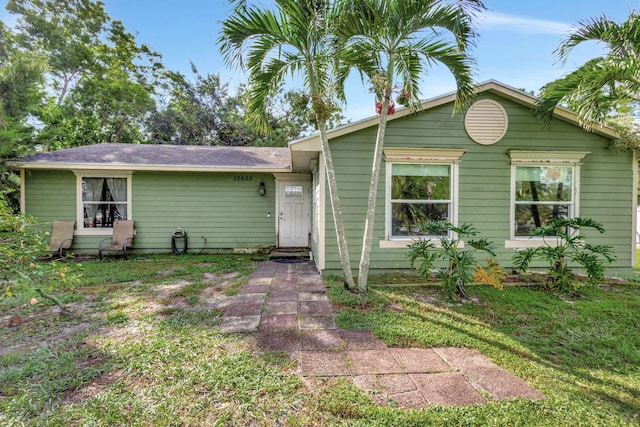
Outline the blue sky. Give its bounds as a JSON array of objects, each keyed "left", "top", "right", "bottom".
[{"left": 0, "top": 0, "right": 635, "bottom": 122}]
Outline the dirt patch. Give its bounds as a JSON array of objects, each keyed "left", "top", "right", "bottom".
[
  {"left": 155, "top": 281, "right": 191, "bottom": 299},
  {"left": 203, "top": 271, "right": 239, "bottom": 284},
  {"left": 1, "top": 304, "right": 96, "bottom": 356},
  {"left": 64, "top": 370, "right": 125, "bottom": 403}
]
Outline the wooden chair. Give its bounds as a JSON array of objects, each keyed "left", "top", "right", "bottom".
[
  {"left": 99, "top": 219, "right": 135, "bottom": 260},
  {"left": 48, "top": 220, "right": 75, "bottom": 257}
]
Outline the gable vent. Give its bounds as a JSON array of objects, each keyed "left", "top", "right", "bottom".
[{"left": 464, "top": 99, "right": 508, "bottom": 145}]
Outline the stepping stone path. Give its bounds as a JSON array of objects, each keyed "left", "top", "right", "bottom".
[{"left": 221, "top": 260, "right": 544, "bottom": 408}]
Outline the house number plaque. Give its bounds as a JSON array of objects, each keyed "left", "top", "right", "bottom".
[{"left": 233, "top": 175, "right": 254, "bottom": 182}]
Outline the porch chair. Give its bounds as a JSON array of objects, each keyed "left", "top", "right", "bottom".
[
  {"left": 98, "top": 219, "right": 135, "bottom": 260},
  {"left": 47, "top": 220, "right": 75, "bottom": 257}
]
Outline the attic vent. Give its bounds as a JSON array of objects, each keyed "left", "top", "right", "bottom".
[{"left": 464, "top": 99, "right": 508, "bottom": 145}]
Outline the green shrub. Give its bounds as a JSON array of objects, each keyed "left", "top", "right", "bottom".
[
  {"left": 0, "top": 195, "right": 78, "bottom": 311},
  {"left": 512, "top": 217, "right": 615, "bottom": 294},
  {"left": 407, "top": 221, "right": 497, "bottom": 300}
]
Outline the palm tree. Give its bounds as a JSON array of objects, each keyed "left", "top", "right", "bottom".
[
  {"left": 537, "top": 11, "right": 640, "bottom": 137},
  {"left": 219, "top": 0, "right": 357, "bottom": 289},
  {"left": 337, "top": 0, "right": 484, "bottom": 291}
]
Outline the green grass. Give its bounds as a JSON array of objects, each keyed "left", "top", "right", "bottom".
[
  {"left": 326, "top": 279, "right": 640, "bottom": 425},
  {"left": 1, "top": 255, "right": 639, "bottom": 426}
]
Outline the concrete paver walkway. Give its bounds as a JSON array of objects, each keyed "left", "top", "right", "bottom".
[{"left": 221, "top": 260, "right": 544, "bottom": 408}]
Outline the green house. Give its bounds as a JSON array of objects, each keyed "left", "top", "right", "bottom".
[{"left": 10, "top": 81, "right": 637, "bottom": 275}]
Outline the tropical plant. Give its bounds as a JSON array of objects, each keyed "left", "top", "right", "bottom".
[
  {"left": 407, "top": 221, "right": 496, "bottom": 300},
  {"left": 0, "top": 195, "right": 78, "bottom": 312},
  {"left": 512, "top": 217, "right": 615, "bottom": 294},
  {"left": 536, "top": 10, "right": 640, "bottom": 149},
  {"left": 218, "top": 0, "right": 357, "bottom": 288},
  {"left": 336, "top": 0, "right": 485, "bottom": 291}
]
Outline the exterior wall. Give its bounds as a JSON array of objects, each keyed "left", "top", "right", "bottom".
[
  {"left": 321, "top": 93, "right": 635, "bottom": 275},
  {"left": 23, "top": 170, "right": 277, "bottom": 254}
]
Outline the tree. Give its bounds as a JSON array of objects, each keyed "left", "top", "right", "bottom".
[
  {"left": 146, "top": 67, "right": 336, "bottom": 146},
  {"left": 337, "top": 0, "right": 484, "bottom": 291},
  {"left": 7, "top": 0, "right": 112, "bottom": 105},
  {"left": 147, "top": 66, "right": 257, "bottom": 146},
  {"left": 0, "top": 22, "right": 46, "bottom": 211},
  {"left": 219, "top": 0, "right": 357, "bottom": 288},
  {"left": 6, "top": 0, "right": 163, "bottom": 149},
  {"left": 537, "top": 11, "right": 640, "bottom": 149}
]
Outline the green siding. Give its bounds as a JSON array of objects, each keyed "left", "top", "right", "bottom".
[
  {"left": 132, "top": 172, "right": 276, "bottom": 251},
  {"left": 24, "top": 170, "right": 277, "bottom": 255},
  {"left": 321, "top": 94, "right": 635, "bottom": 275},
  {"left": 24, "top": 169, "right": 76, "bottom": 221}
]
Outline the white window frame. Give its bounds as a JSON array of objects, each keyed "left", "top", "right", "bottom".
[
  {"left": 73, "top": 171, "right": 133, "bottom": 236},
  {"left": 506, "top": 151, "right": 589, "bottom": 248},
  {"left": 380, "top": 148, "right": 464, "bottom": 249}
]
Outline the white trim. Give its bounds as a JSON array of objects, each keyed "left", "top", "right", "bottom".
[
  {"left": 273, "top": 172, "right": 311, "bottom": 181},
  {"left": 379, "top": 239, "right": 464, "bottom": 249},
  {"left": 508, "top": 150, "right": 590, "bottom": 165},
  {"left": 633, "top": 150, "right": 638, "bottom": 267},
  {"left": 74, "top": 172, "right": 133, "bottom": 236},
  {"left": 383, "top": 154, "right": 461, "bottom": 243},
  {"left": 508, "top": 153, "right": 584, "bottom": 240},
  {"left": 20, "top": 169, "right": 25, "bottom": 213},
  {"left": 384, "top": 148, "right": 466, "bottom": 163},
  {"left": 317, "top": 155, "right": 326, "bottom": 270}
]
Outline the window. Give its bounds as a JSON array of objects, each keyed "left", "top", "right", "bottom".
[
  {"left": 390, "top": 164, "right": 451, "bottom": 237},
  {"left": 508, "top": 151, "right": 589, "bottom": 243},
  {"left": 284, "top": 185, "right": 304, "bottom": 199},
  {"left": 514, "top": 166, "right": 573, "bottom": 236},
  {"left": 383, "top": 148, "right": 464, "bottom": 244},
  {"left": 75, "top": 172, "right": 132, "bottom": 233}
]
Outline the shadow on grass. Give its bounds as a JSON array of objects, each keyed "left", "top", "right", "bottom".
[{"left": 328, "top": 282, "right": 639, "bottom": 420}]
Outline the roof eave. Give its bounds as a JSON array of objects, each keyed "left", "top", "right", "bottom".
[
  {"left": 7, "top": 162, "right": 292, "bottom": 173},
  {"left": 289, "top": 80, "right": 620, "bottom": 151},
  {"left": 479, "top": 80, "right": 620, "bottom": 139}
]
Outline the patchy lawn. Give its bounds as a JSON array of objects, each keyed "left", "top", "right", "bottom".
[{"left": 1, "top": 255, "right": 639, "bottom": 426}]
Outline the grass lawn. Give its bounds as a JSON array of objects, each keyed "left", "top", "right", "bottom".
[{"left": 1, "top": 254, "right": 639, "bottom": 426}]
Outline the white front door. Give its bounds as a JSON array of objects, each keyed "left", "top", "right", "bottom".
[{"left": 278, "top": 181, "right": 310, "bottom": 247}]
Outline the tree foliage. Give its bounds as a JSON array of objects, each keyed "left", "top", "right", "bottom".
[
  {"left": 336, "top": 0, "right": 484, "bottom": 291},
  {"left": 0, "top": 195, "right": 78, "bottom": 312},
  {"left": 0, "top": 22, "right": 46, "bottom": 210},
  {"left": 219, "top": 0, "right": 357, "bottom": 288},
  {"left": 537, "top": 11, "right": 640, "bottom": 149}
]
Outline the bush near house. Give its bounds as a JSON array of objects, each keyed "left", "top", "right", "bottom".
[
  {"left": 406, "top": 221, "right": 502, "bottom": 300},
  {"left": 512, "top": 217, "right": 615, "bottom": 294},
  {"left": 0, "top": 196, "right": 77, "bottom": 311}
]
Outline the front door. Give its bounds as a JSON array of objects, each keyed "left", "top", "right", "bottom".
[{"left": 278, "top": 181, "right": 310, "bottom": 247}]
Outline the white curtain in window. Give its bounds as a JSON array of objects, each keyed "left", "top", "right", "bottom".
[
  {"left": 106, "top": 178, "right": 127, "bottom": 220},
  {"left": 83, "top": 178, "right": 103, "bottom": 222}
]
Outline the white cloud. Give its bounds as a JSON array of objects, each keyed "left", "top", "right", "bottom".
[{"left": 478, "top": 10, "right": 572, "bottom": 35}]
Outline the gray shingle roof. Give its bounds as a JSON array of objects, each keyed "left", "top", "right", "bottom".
[{"left": 12, "top": 143, "right": 291, "bottom": 171}]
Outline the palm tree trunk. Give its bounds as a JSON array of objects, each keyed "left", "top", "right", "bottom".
[
  {"left": 357, "top": 53, "right": 396, "bottom": 292},
  {"left": 317, "top": 120, "right": 356, "bottom": 290},
  {"left": 357, "top": 88, "right": 392, "bottom": 292}
]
